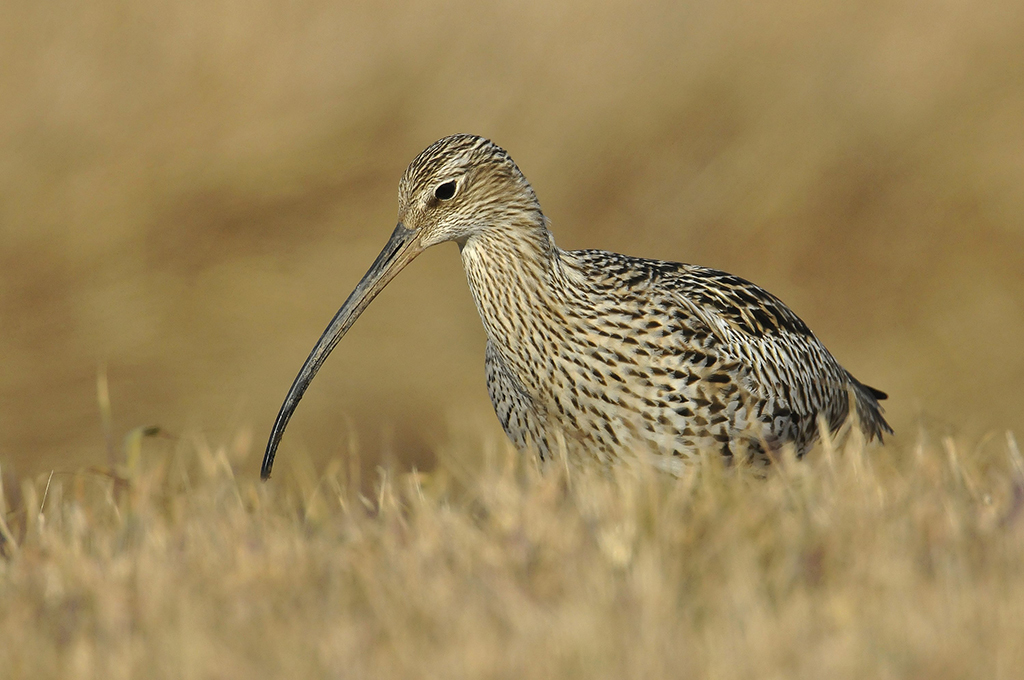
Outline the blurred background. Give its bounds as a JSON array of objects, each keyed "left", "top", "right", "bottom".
[{"left": 2, "top": 0, "right": 1022, "bottom": 477}]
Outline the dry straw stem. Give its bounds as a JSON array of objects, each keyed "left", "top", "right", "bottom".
[{"left": 1, "top": 429, "right": 1023, "bottom": 680}]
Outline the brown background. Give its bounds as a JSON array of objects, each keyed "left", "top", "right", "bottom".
[{"left": 2, "top": 0, "right": 1022, "bottom": 476}]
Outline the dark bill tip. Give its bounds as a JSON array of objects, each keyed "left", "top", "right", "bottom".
[{"left": 261, "top": 223, "right": 421, "bottom": 480}]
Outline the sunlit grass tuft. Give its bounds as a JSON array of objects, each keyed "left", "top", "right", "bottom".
[{"left": 1, "top": 429, "right": 1023, "bottom": 679}]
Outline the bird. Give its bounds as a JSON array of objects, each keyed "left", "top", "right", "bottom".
[{"left": 260, "top": 134, "right": 891, "bottom": 479}]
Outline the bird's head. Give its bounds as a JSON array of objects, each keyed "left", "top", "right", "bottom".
[
  {"left": 260, "top": 134, "right": 538, "bottom": 479},
  {"left": 397, "top": 134, "right": 541, "bottom": 248}
]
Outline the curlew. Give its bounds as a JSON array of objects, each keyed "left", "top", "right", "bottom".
[{"left": 261, "top": 134, "right": 891, "bottom": 479}]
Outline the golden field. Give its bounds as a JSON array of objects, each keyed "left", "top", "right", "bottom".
[
  {"left": 1, "top": 0, "right": 1023, "bottom": 676},
  {"left": 2, "top": 429, "right": 1023, "bottom": 678}
]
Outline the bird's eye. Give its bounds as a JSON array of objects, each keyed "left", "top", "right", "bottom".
[{"left": 434, "top": 181, "right": 457, "bottom": 200}]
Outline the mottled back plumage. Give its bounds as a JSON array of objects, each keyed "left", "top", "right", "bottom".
[{"left": 261, "top": 133, "right": 891, "bottom": 479}]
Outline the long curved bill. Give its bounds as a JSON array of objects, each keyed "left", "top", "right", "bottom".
[{"left": 261, "top": 223, "right": 423, "bottom": 480}]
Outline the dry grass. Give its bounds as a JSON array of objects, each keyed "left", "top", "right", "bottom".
[{"left": 2, "top": 428, "right": 1023, "bottom": 679}]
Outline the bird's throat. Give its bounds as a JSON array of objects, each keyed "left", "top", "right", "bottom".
[{"left": 459, "top": 223, "right": 563, "bottom": 365}]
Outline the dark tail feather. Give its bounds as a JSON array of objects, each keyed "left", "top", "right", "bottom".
[
  {"left": 866, "top": 385, "right": 888, "bottom": 401},
  {"left": 846, "top": 372, "right": 894, "bottom": 440}
]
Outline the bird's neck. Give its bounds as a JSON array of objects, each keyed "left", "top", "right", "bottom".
[{"left": 459, "top": 219, "right": 565, "bottom": 359}]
